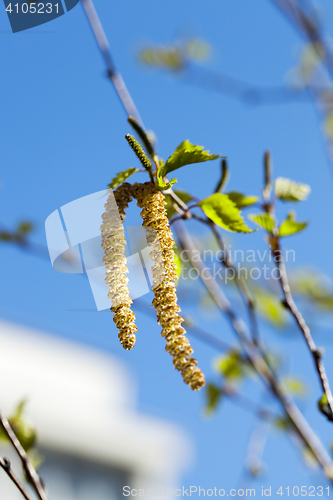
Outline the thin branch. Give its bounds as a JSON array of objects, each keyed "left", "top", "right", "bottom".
[
  {"left": 174, "top": 219, "right": 333, "bottom": 480},
  {"left": 209, "top": 222, "right": 260, "bottom": 347},
  {"left": 80, "top": 0, "right": 143, "bottom": 125},
  {"left": 273, "top": 239, "right": 333, "bottom": 421},
  {"left": 80, "top": 0, "right": 333, "bottom": 479},
  {"left": 182, "top": 64, "right": 308, "bottom": 105},
  {"left": 261, "top": 149, "right": 333, "bottom": 422},
  {"left": 0, "top": 458, "right": 34, "bottom": 500},
  {"left": 0, "top": 412, "right": 48, "bottom": 500},
  {"left": 163, "top": 188, "right": 190, "bottom": 212}
]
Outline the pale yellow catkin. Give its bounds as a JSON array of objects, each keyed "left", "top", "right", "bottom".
[
  {"left": 101, "top": 182, "right": 137, "bottom": 350},
  {"left": 132, "top": 181, "right": 205, "bottom": 391}
]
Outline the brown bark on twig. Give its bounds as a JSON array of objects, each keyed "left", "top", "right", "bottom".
[
  {"left": 174, "top": 219, "right": 333, "bottom": 480},
  {"left": 0, "top": 412, "right": 48, "bottom": 500},
  {"left": 0, "top": 457, "right": 34, "bottom": 500}
]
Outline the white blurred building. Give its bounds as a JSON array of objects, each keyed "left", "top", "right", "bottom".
[{"left": 0, "top": 321, "right": 191, "bottom": 499}]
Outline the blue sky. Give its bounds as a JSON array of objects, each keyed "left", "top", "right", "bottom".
[{"left": 1, "top": 0, "right": 333, "bottom": 496}]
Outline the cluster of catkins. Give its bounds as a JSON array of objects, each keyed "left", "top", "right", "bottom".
[{"left": 100, "top": 180, "right": 205, "bottom": 391}]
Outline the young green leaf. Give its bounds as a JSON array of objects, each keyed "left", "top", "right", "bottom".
[
  {"left": 199, "top": 194, "right": 254, "bottom": 233},
  {"left": 289, "top": 269, "right": 333, "bottom": 310},
  {"left": 13, "top": 399, "right": 28, "bottom": 418},
  {"left": 226, "top": 192, "right": 258, "bottom": 209},
  {"left": 160, "top": 140, "right": 222, "bottom": 177},
  {"left": 273, "top": 416, "right": 292, "bottom": 432},
  {"left": 108, "top": 168, "right": 139, "bottom": 190},
  {"left": 253, "top": 287, "right": 287, "bottom": 328},
  {"left": 139, "top": 45, "right": 185, "bottom": 71},
  {"left": 301, "top": 447, "right": 318, "bottom": 469},
  {"left": 156, "top": 174, "right": 177, "bottom": 191},
  {"left": 248, "top": 213, "right": 275, "bottom": 234},
  {"left": 275, "top": 177, "right": 311, "bottom": 202},
  {"left": 279, "top": 212, "right": 308, "bottom": 237},
  {"left": 205, "top": 383, "right": 223, "bottom": 415},
  {"left": 281, "top": 376, "right": 308, "bottom": 398},
  {"left": 318, "top": 394, "right": 333, "bottom": 421},
  {"left": 8, "top": 415, "right": 36, "bottom": 452},
  {"left": 214, "top": 351, "right": 244, "bottom": 381}
]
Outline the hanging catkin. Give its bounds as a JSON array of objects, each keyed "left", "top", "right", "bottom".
[
  {"left": 132, "top": 181, "right": 205, "bottom": 391},
  {"left": 101, "top": 182, "right": 137, "bottom": 350}
]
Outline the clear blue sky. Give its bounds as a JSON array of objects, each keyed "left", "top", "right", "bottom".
[{"left": 1, "top": 0, "right": 333, "bottom": 496}]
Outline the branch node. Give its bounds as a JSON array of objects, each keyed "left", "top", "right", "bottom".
[
  {"left": 314, "top": 347, "right": 324, "bottom": 360},
  {"left": 3, "top": 458, "right": 11, "bottom": 470},
  {"left": 280, "top": 299, "right": 290, "bottom": 310}
]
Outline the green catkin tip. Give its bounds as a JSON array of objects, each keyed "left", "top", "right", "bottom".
[
  {"left": 125, "top": 134, "right": 153, "bottom": 176},
  {"left": 127, "top": 116, "right": 155, "bottom": 158}
]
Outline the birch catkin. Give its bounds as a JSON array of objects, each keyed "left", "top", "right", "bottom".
[
  {"left": 132, "top": 181, "right": 205, "bottom": 391},
  {"left": 101, "top": 182, "right": 137, "bottom": 350}
]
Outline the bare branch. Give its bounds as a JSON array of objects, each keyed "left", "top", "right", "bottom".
[
  {"left": 174, "top": 219, "right": 333, "bottom": 480},
  {"left": 79, "top": 0, "right": 333, "bottom": 480},
  {"left": 273, "top": 239, "right": 333, "bottom": 421},
  {"left": 214, "top": 159, "right": 229, "bottom": 193},
  {"left": 208, "top": 222, "right": 260, "bottom": 347},
  {"left": 261, "top": 150, "right": 333, "bottom": 422},
  {"left": 0, "top": 412, "right": 48, "bottom": 500},
  {"left": 0, "top": 458, "right": 34, "bottom": 500}
]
